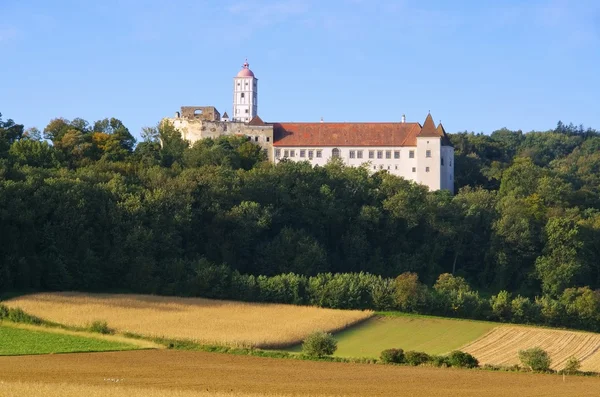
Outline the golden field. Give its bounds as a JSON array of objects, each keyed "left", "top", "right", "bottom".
[
  {"left": 4, "top": 292, "right": 372, "bottom": 348},
  {"left": 1, "top": 350, "right": 599, "bottom": 397},
  {"left": 462, "top": 326, "right": 600, "bottom": 372}
]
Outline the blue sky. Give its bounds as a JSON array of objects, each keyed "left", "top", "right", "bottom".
[{"left": 2, "top": 0, "right": 599, "bottom": 139}]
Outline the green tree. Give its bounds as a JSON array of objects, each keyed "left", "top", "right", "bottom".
[
  {"left": 302, "top": 331, "right": 337, "bottom": 358},
  {"left": 518, "top": 347, "right": 551, "bottom": 371}
]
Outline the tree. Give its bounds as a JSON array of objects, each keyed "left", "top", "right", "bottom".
[
  {"left": 393, "top": 272, "right": 427, "bottom": 312},
  {"left": 302, "top": 331, "right": 337, "bottom": 357},
  {"left": 518, "top": 347, "right": 551, "bottom": 371},
  {"left": 563, "top": 356, "right": 581, "bottom": 374}
]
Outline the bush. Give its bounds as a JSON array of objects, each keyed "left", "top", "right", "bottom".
[
  {"left": 380, "top": 348, "right": 404, "bottom": 364},
  {"left": 447, "top": 350, "right": 479, "bottom": 368},
  {"left": 404, "top": 351, "right": 430, "bottom": 366},
  {"left": 518, "top": 347, "right": 551, "bottom": 371},
  {"left": 89, "top": 320, "right": 113, "bottom": 334},
  {"left": 0, "top": 304, "right": 8, "bottom": 319},
  {"left": 430, "top": 355, "right": 450, "bottom": 367},
  {"left": 302, "top": 331, "right": 337, "bottom": 358},
  {"left": 563, "top": 356, "right": 581, "bottom": 374},
  {"left": 6, "top": 307, "right": 42, "bottom": 325}
]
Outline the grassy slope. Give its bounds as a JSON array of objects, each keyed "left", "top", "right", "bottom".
[
  {"left": 287, "top": 313, "right": 497, "bottom": 357},
  {"left": 0, "top": 323, "right": 147, "bottom": 356}
]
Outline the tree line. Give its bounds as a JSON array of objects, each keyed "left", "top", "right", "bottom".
[{"left": 1, "top": 112, "right": 600, "bottom": 329}]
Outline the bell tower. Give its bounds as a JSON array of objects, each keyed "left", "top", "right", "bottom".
[{"left": 233, "top": 60, "right": 258, "bottom": 122}]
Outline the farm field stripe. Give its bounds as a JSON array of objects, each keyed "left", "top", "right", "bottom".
[
  {"left": 461, "top": 326, "right": 600, "bottom": 371},
  {"left": 5, "top": 292, "right": 373, "bottom": 348},
  {"left": 1, "top": 350, "right": 600, "bottom": 397}
]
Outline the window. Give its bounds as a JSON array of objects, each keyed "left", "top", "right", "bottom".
[
  {"left": 245, "top": 82, "right": 248, "bottom": 85},
  {"left": 237, "top": 82, "right": 240, "bottom": 86},
  {"left": 426, "top": 167, "right": 430, "bottom": 172},
  {"left": 349, "top": 150, "right": 355, "bottom": 159},
  {"left": 426, "top": 150, "right": 431, "bottom": 158},
  {"left": 409, "top": 150, "right": 415, "bottom": 158},
  {"left": 308, "top": 150, "right": 314, "bottom": 159},
  {"left": 412, "top": 167, "right": 416, "bottom": 172},
  {"left": 357, "top": 150, "right": 363, "bottom": 159},
  {"left": 332, "top": 148, "right": 340, "bottom": 158},
  {"left": 300, "top": 149, "right": 306, "bottom": 158},
  {"left": 241, "top": 93, "right": 245, "bottom": 98},
  {"left": 275, "top": 149, "right": 281, "bottom": 158},
  {"left": 290, "top": 150, "right": 295, "bottom": 158},
  {"left": 441, "top": 158, "right": 444, "bottom": 166},
  {"left": 394, "top": 151, "right": 400, "bottom": 159},
  {"left": 245, "top": 109, "right": 249, "bottom": 113},
  {"left": 254, "top": 136, "right": 259, "bottom": 142},
  {"left": 369, "top": 150, "right": 374, "bottom": 159},
  {"left": 387, "top": 165, "right": 390, "bottom": 170},
  {"left": 395, "top": 165, "right": 398, "bottom": 170},
  {"left": 316, "top": 150, "right": 322, "bottom": 158},
  {"left": 266, "top": 137, "right": 270, "bottom": 142},
  {"left": 377, "top": 150, "right": 383, "bottom": 159},
  {"left": 373, "top": 166, "right": 376, "bottom": 170},
  {"left": 379, "top": 165, "right": 383, "bottom": 170},
  {"left": 284, "top": 150, "right": 289, "bottom": 158},
  {"left": 385, "top": 150, "right": 391, "bottom": 159}
]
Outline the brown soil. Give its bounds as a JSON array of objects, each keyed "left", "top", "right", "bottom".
[{"left": 0, "top": 350, "right": 599, "bottom": 396}]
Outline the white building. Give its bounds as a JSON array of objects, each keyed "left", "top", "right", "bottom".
[
  {"left": 271, "top": 116, "right": 454, "bottom": 192},
  {"left": 167, "top": 61, "right": 455, "bottom": 193},
  {"left": 232, "top": 60, "right": 258, "bottom": 122}
]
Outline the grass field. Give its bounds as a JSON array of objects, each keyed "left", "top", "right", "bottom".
[
  {"left": 0, "top": 323, "right": 150, "bottom": 356},
  {"left": 462, "top": 326, "right": 600, "bottom": 372},
  {"left": 324, "top": 314, "right": 496, "bottom": 357},
  {"left": 4, "top": 292, "right": 373, "bottom": 348},
  {"left": 1, "top": 350, "right": 599, "bottom": 397}
]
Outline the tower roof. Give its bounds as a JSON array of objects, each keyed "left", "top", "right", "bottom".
[
  {"left": 236, "top": 60, "right": 255, "bottom": 78},
  {"left": 418, "top": 113, "right": 438, "bottom": 137},
  {"left": 222, "top": 112, "right": 229, "bottom": 118}
]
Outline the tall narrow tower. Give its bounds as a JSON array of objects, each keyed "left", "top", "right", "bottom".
[{"left": 233, "top": 60, "right": 258, "bottom": 122}]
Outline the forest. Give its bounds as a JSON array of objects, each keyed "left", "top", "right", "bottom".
[{"left": 1, "top": 112, "right": 600, "bottom": 329}]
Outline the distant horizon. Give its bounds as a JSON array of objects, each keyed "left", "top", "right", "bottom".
[{"left": 3, "top": 0, "right": 599, "bottom": 139}]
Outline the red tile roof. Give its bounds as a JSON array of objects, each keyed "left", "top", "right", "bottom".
[
  {"left": 248, "top": 115, "right": 265, "bottom": 126},
  {"left": 273, "top": 122, "right": 423, "bottom": 147},
  {"left": 270, "top": 114, "right": 452, "bottom": 147}
]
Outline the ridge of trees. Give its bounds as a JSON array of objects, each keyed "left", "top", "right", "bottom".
[{"left": 1, "top": 113, "right": 600, "bottom": 329}]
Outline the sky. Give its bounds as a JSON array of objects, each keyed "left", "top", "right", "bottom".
[{"left": 1, "top": 0, "right": 599, "bottom": 140}]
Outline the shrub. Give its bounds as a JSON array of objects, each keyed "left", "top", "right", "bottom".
[
  {"left": 430, "top": 355, "right": 450, "bottom": 367},
  {"left": 404, "top": 351, "right": 430, "bottom": 366},
  {"left": 447, "top": 350, "right": 479, "bottom": 368},
  {"left": 6, "top": 307, "right": 42, "bottom": 325},
  {"left": 563, "top": 356, "right": 581, "bottom": 374},
  {"left": 380, "top": 348, "right": 404, "bottom": 364},
  {"left": 0, "top": 304, "right": 8, "bottom": 319},
  {"left": 518, "top": 347, "right": 551, "bottom": 371},
  {"left": 302, "top": 331, "right": 337, "bottom": 358},
  {"left": 89, "top": 320, "right": 114, "bottom": 335}
]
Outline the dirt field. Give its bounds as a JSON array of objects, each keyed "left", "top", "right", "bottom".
[
  {"left": 461, "top": 326, "right": 600, "bottom": 371},
  {"left": 4, "top": 293, "right": 372, "bottom": 348},
  {"left": 0, "top": 350, "right": 599, "bottom": 397}
]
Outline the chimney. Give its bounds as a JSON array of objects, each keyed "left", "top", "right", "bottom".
[{"left": 401, "top": 114, "right": 406, "bottom": 123}]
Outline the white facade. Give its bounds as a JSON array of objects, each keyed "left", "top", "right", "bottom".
[
  {"left": 273, "top": 143, "right": 454, "bottom": 193},
  {"left": 233, "top": 61, "right": 258, "bottom": 122}
]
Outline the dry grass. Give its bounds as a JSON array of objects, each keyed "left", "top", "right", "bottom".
[
  {"left": 1, "top": 350, "right": 600, "bottom": 397},
  {"left": 4, "top": 292, "right": 372, "bottom": 348},
  {"left": 461, "top": 326, "right": 600, "bottom": 371},
  {"left": 0, "top": 381, "right": 309, "bottom": 397}
]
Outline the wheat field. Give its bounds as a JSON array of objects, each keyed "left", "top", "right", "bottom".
[
  {"left": 461, "top": 326, "right": 600, "bottom": 371},
  {"left": 4, "top": 293, "right": 372, "bottom": 348}
]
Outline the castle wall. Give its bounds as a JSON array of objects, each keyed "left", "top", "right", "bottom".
[{"left": 166, "top": 117, "right": 274, "bottom": 161}]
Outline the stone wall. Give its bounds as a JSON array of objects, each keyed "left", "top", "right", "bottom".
[
  {"left": 179, "top": 106, "right": 221, "bottom": 122},
  {"left": 165, "top": 117, "right": 274, "bottom": 160}
]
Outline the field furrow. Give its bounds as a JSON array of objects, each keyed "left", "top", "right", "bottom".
[{"left": 461, "top": 326, "right": 600, "bottom": 371}]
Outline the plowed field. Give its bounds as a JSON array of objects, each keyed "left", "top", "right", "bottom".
[
  {"left": 461, "top": 326, "right": 600, "bottom": 371},
  {"left": 0, "top": 350, "right": 599, "bottom": 396},
  {"left": 4, "top": 293, "right": 372, "bottom": 348}
]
